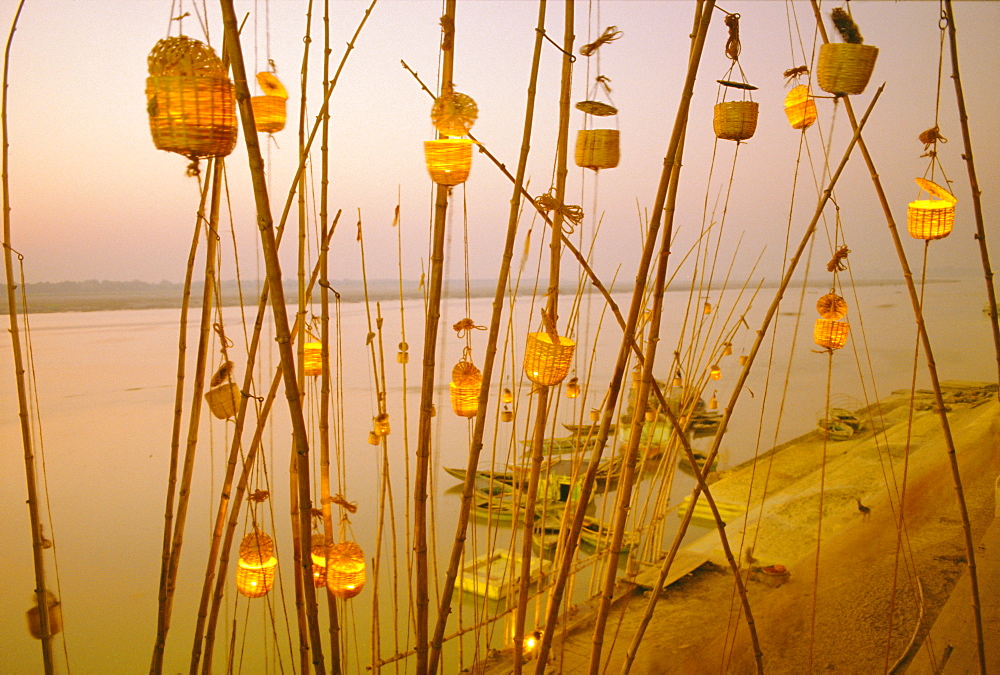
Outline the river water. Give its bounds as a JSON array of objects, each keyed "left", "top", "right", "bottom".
[{"left": 1, "top": 274, "right": 995, "bottom": 673}]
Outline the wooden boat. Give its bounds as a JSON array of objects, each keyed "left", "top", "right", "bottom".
[
  {"left": 677, "top": 453, "right": 717, "bottom": 476},
  {"left": 562, "top": 422, "right": 616, "bottom": 435},
  {"left": 534, "top": 511, "right": 640, "bottom": 553},
  {"left": 458, "top": 550, "right": 548, "bottom": 601}
]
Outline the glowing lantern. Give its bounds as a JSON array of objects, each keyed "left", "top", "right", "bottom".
[
  {"left": 205, "top": 382, "right": 240, "bottom": 420},
  {"left": 575, "top": 129, "right": 620, "bottom": 170},
  {"left": 26, "top": 591, "right": 62, "bottom": 640},
  {"left": 239, "top": 529, "right": 275, "bottom": 565},
  {"left": 424, "top": 139, "right": 473, "bottom": 186},
  {"left": 431, "top": 89, "right": 478, "bottom": 137},
  {"left": 566, "top": 377, "right": 580, "bottom": 399},
  {"left": 817, "top": 293, "right": 849, "bottom": 320},
  {"left": 784, "top": 85, "right": 817, "bottom": 130},
  {"left": 644, "top": 409, "right": 657, "bottom": 422},
  {"left": 739, "top": 354, "right": 748, "bottom": 366},
  {"left": 450, "top": 359, "right": 482, "bottom": 418},
  {"left": 304, "top": 341, "right": 322, "bottom": 376},
  {"left": 501, "top": 406, "right": 513, "bottom": 423},
  {"left": 236, "top": 556, "right": 277, "bottom": 598},
  {"left": 523, "top": 332, "right": 576, "bottom": 386},
  {"left": 502, "top": 388, "right": 514, "bottom": 404},
  {"left": 311, "top": 534, "right": 328, "bottom": 588},
  {"left": 907, "top": 177, "right": 956, "bottom": 240},
  {"left": 704, "top": 302, "right": 712, "bottom": 315},
  {"left": 710, "top": 365, "right": 721, "bottom": 380},
  {"left": 368, "top": 430, "right": 380, "bottom": 445},
  {"left": 374, "top": 412, "right": 391, "bottom": 436},
  {"left": 708, "top": 392, "right": 719, "bottom": 410},
  {"left": 672, "top": 370, "right": 683, "bottom": 388},
  {"left": 814, "top": 318, "right": 851, "bottom": 350},
  {"left": 250, "top": 72, "right": 288, "bottom": 134},
  {"left": 817, "top": 43, "right": 879, "bottom": 96},
  {"left": 722, "top": 342, "right": 733, "bottom": 356},
  {"left": 327, "top": 541, "right": 366, "bottom": 599},
  {"left": 145, "top": 36, "right": 237, "bottom": 160},
  {"left": 397, "top": 342, "right": 409, "bottom": 364},
  {"left": 589, "top": 408, "right": 601, "bottom": 422},
  {"left": 713, "top": 101, "right": 759, "bottom": 141}
]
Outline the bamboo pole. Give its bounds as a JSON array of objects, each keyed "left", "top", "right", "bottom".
[
  {"left": 943, "top": 0, "right": 1000, "bottom": 397},
  {"left": 414, "top": 2, "right": 457, "bottom": 671},
  {"left": 426, "top": 2, "right": 549, "bottom": 671},
  {"left": 806, "top": 2, "right": 985, "bottom": 669},
  {"left": 516, "top": 4, "right": 574, "bottom": 671},
  {"left": 2, "top": 2, "right": 54, "bottom": 672},
  {"left": 533, "top": 2, "right": 715, "bottom": 670},
  {"left": 219, "top": 3, "right": 326, "bottom": 672},
  {"left": 624, "top": 85, "right": 884, "bottom": 671}
]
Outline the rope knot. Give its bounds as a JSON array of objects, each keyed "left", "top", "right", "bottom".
[
  {"left": 919, "top": 125, "right": 948, "bottom": 149},
  {"left": 724, "top": 13, "right": 741, "bottom": 61},
  {"left": 535, "top": 189, "right": 584, "bottom": 234},
  {"left": 580, "top": 26, "right": 622, "bottom": 57},
  {"left": 827, "top": 245, "right": 851, "bottom": 273},
  {"left": 453, "top": 317, "right": 486, "bottom": 338},
  {"left": 332, "top": 494, "right": 359, "bottom": 514}
]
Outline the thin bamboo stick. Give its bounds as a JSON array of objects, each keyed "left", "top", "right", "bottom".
[
  {"left": 2, "top": 2, "right": 54, "bottom": 672},
  {"left": 219, "top": 3, "right": 327, "bottom": 672},
  {"left": 533, "top": 2, "right": 715, "bottom": 670},
  {"left": 806, "top": 3, "right": 985, "bottom": 669},
  {"left": 426, "top": 4, "right": 550, "bottom": 670},
  {"left": 414, "top": 3, "right": 457, "bottom": 671},
  {"left": 943, "top": 0, "right": 1000, "bottom": 396}
]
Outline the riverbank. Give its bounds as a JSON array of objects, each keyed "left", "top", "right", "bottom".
[{"left": 483, "top": 381, "right": 999, "bottom": 673}]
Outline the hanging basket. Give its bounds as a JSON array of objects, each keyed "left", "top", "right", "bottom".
[
  {"left": 431, "top": 90, "right": 478, "bottom": 137},
  {"left": 236, "top": 556, "right": 277, "bottom": 598},
  {"left": 239, "top": 529, "right": 275, "bottom": 566},
  {"left": 817, "top": 43, "right": 878, "bottom": 96},
  {"left": 814, "top": 318, "right": 851, "bottom": 350},
  {"left": 205, "top": 382, "right": 240, "bottom": 419},
  {"left": 574, "top": 129, "right": 620, "bottom": 170},
  {"left": 450, "top": 381, "right": 480, "bottom": 417},
  {"left": 327, "top": 541, "right": 366, "bottom": 599},
  {"left": 26, "top": 592, "right": 62, "bottom": 639},
  {"left": 304, "top": 341, "right": 322, "bottom": 377},
  {"left": 713, "top": 101, "right": 759, "bottom": 141},
  {"left": 424, "top": 139, "right": 473, "bottom": 186},
  {"left": 784, "top": 85, "right": 817, "bottom": 130},
  {"left": 146, "top": 36, "right": 237, "bottom": 159},
  {"left": 310, "top": 533, "right": 328, "bottom": 588},
  {"left": 251, "top": 71, "right": 287, "bottom": 134},
  {"left": 817, "top": 293, "right": 849, "bottom": 320},
  {"left": 907, "top": 177, "right": 956, "bottom": 240},
  {"left": 523, "top": 332, "right": 575, "bottom": 386}
]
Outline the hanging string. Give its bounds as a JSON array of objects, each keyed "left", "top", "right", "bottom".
[
  {"left": 724, "top": 13, "right": 741, "bottom": 61},
  {"left": 579, "top": 25, "right": 622, "bottom": 56}
]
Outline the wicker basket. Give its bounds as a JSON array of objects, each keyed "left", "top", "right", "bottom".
[
  {"left": 327, "top": 541, "right": 366, "bottom": 599},
  {"left": 205, "top": 382, "right": 240, "bottom": 419},
  {"left": 236, "top": 556, "right": 277, "bottom": 598},
  {"left": 303, "top": 341, "right": 322, "bottom": 376},
  {"left": 431, "top": 90, "right": 478, "bottom": 137},
  {"left": 424, "top": 139, "right": 473, "bottom": 186},
  {"left": 450, "top": 381, "right": 480, "bottom": 417},
  {"left": 816, "top": 293, "right": 848, "bottom": 320},
  {"left": 239, "top": 529, "right": 275, "bottom": 566},
  {"left": 814, "top": 318, "right": 851, "bottom": 350},
  {"left": 575, "top": 129, "right": 620, "bottom": 170},
  {"left": 26, "top": 592, "right": 62, "bottom": 639},
  {"left": 817, "top": 43, "right": 878, "bottom": 96},
  {"left": 907, "top": 178, "right": 957, "bottom": 240},
  {"left": 523, "top": 332, "right": 575, "bottom": 386},
  {"left": 251, "top": 95, "right": 287, "bottom": 134},
  {"left": 713, "top": 101, "right": 759, "bottom": 141},
  {"left": 784, "top": 85, "right": 817, "bottom": 130}
]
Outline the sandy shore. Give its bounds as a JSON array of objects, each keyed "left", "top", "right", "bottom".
[{"left": 484, "top": 381, "right": 1000, "bottom": 673}]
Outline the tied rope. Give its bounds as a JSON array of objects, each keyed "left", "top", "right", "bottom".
[
  {"left": 783, "top": 65, "right": 809, "bottom": 84},
  {"left": 724, "top": 13, "right": 741, "bottom": 61},
  {"left": 452, "top": 317, "right": 486, "bottom": 338},
  {"left": 440, "top": 14, "right": 454, "bottom": 51},
  {"left": 580, "top": 26, "right": 622, "bottom": 57},
  {"left": 919, "top": 125, "right": 948, "bottom": 153},
  {"left": 535, "top": 189, "right": 584, "bottom": 234},
  {"left": 331, "top": 494, "right": 359, "bottom": 514},
  {"left": 827, "top": 245, "right": 850, "bottom": 273}
]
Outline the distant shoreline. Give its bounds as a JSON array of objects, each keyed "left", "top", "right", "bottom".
[{"left": 1, "top": 277, "right": 959, "bottom": 315}]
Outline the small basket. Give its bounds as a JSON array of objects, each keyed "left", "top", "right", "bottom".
[
  {"left": 784, "top": 85, "right": 817, "bottom": 130},
  {"left": 814, "top": 318, "right": 850, "bottom": 350},
  {"left": 239, "top": 529, "right": 275, "bottom": 566},
  {"left": 431, "top": 90, "right": 478, "bottom": 137},
  {"left": 713, "top": 101, "right": 759, "bottom": 141},
  {"left": 327, "top": 541, "right": 366, "bottom": 599},
  {"left": 523, "top": 332, "right": 575, "bottom": 386},
  {"left": 907, "top": 178, "right": 956, "bottom": 240},
  {"left": 205, "top": 382, "right": 240, "bottom": 419},
  {"left": 817, "top": 43, "right": 878, "bottom": 96},
  {"left": 424, "top": 139, "right": 473, "bottom": 186},
  {"left": 303, "top": 341, "right": 322, "bottom": 376},
  {"left": 26, "top": 592, "right": 62, "bottom": 639},
  {"left": 251, "top": 95, "right": 286, "bottom": 134},
  {"left": 236, "top": 556, "right": 277, "bottom": 598},
  {"left": 575, "top": 129, "right": 620, "bottom": 170},
  {"left": 450, "top": 381, "right": 480, "bottom": 417}
]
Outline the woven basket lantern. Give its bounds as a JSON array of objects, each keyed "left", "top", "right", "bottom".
[
  {"left": 710, "top": 364, "right": 721, "bottom": 380},
  {"left": 589, "top": 408, "right": 601, "bottom": 422},
  {"left": 27, "top": 592, "right": 62, "bottom": 640},
  {"left": 565, "top": 377, "right": 580, "bottom": 399},
  {"left": 575, "top": 129, "right": 620, "bottom": 170},
  {"left": 397, "top": 341, "right": 409, "bottom": 364},
  {"left": 310, "top": 534, "right": 328, "bottom": 588},
  {"left": 814, "top": 318, "right": 851, "bottom": 350},
  {"left": 327, "top": 541, "right": 366, "bottom": 599},
  {"left": 205, "top": 382, "right": 240, "bottom": 419},
  {"left": 250, "top": 72, "right": 288, "bottom": 134},
  {"left": 448, "top": 362, "right": 480, "bottom": 418},
  {"left": 817, "top": 43, "right": 878, "bottom": 96},
  {"left": 146, "top": 36, "right": 237, "bottom": 159},
  {"left": 907, "top": 177, "right": 956, "bottom": 240},
  {"left": 374, "top": 413, "right": 391, "bottom": 436},
  {"left": 239, "top": 529, "right": 275, "bottom": 566},
  {"left": 501, "top": 407, "right": 513, "bottom": 422},
  {"left": 713, "top": 101, "right": 759, "bottom": 141},
  {"left": 303, "top": 341, "right": 322, "bottom": 377},
  {"left": 784, "top": 85, "right": 817, "bottom": 130},
  {"left": 523, "top": 332, "right": 576, "bottom": 386},
  {"left": 431, "top": 90, "right": 478, "bottom": 137},
  {"left": 425, "top": 139, "right": 473, "bottom": 186},
  {"left": 236, "top": 556, "right": 277, "bottom": 598},
  {"left": 817, "top": 293, "right": 849, "bottom": 320}
]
